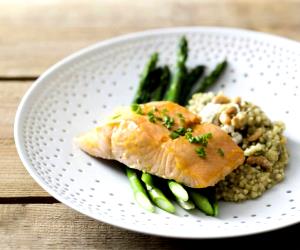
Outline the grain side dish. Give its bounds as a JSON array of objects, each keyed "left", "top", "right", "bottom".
[{"left": 188, "top": 92, "right": 289, "bottom": 202}]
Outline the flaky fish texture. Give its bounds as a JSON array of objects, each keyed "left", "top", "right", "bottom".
[{"left": 76, "top": 101, "right": 244, "bottom": 188}]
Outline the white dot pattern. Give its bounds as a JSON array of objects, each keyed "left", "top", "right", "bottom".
[{"left": 15, "top": 28, "right": 300, "bottom": 238}]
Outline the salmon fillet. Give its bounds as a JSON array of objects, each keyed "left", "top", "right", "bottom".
[{"left": 76, "top": 101, "right": 244, "bottom": 188}]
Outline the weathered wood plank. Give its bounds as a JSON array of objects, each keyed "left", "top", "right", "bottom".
[
  {"left": 0, "top": 0, "right": 300, "bottom": 76},
  {"left": 0, "top": 81, "right": 49, "bottom": 197},
  {"left": 0, "top": 82, "right": 30, "bottom": 139},
  {"left": 0, "top": 204, "right": 180, "bottom": 250},
  {"left": 0, "top": 1, "right": 299, "bottom": 248},
  {"left": 0, "top": 140, "right": 50, "bottom": 197},
  {"left": 0, "top": 204, "right": 299, "bottom": 249}
]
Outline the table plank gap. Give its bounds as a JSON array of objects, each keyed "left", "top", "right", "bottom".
[
  {"left": 0, "top": 197, "right": 59, "bottom": 204},
  {"left": 0, "top": 76, "right": 38, "bottom": 81}
]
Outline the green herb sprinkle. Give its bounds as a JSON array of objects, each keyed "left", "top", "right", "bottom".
[
  {"left": 147, "top": 111, "right": 156, "bottom": 123},
  {"left": 195, "top": 147, "right": 206, "bottom": 158},
  {"left": 131, "top": 104, "right": 143, "bottom": 115},
  {"left": 169, "top": 127, "right": 186, "bottom": 139},
  {"left": 217, "top": 148, "right": 225, "bottom": 157},
  {"left": 163, "top": 115, "right": 174, "bottom": 129}
]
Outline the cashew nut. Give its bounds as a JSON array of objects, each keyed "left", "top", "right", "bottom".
[
  {"left": 233, "top": 96, "right": 241, "bottom": 105},
  {"left": 246, "top": 156, "right": 272, "bottom": 170},
  {"left": 247, "top": 128, "right": 264, "bottom": 142},
  {"left": 225, "top": 106, "right": 238, "bottom": 117},
  {"left": 231, "top": 112, "right": 246, "bottom": 129},
  {"left": 219, "top": 112, "right": 231, "bottom": 125},
  {"left": 212, "top": 93, "right": 230, "bottom": 104}
]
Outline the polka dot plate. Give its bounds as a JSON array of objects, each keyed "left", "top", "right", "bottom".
[{"left": 14, "top": 27, "right": 300, "bottom": 238}]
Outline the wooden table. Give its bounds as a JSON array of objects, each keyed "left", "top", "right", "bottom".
[{"left": 1, "top": 0, "right": 299, "bottom": 248}]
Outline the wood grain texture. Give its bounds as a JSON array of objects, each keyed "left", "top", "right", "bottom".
[
  {"left": 0, "top": 1, "right": 300, "bottom": 247},
  {"left": 0, "top": 204, "right": 299, "bottom": 249},
  {"left": 0, "top": 82, "right": 30, "bottom": 139},
  {"left": 0, "top": 81, "right": 49, "bottom": 197},
  {"left": 1, "top": 0, "right": 300, "bottom": 76},
  {"left": 0, "top": 140, "right": 49, "bottom": 197}
]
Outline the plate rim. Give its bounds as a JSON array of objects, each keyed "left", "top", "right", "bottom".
[{"left": 14, "top": 26, "right": 300, "bottom": 239}]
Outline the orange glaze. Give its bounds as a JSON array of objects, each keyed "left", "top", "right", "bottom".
[{"left": 76, "top": 101, "right": 244, "bottom": 188}]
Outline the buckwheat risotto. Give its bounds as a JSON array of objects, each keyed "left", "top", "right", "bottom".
[{"left": 188, "top": 92, "right": 289, "bottom": 202}]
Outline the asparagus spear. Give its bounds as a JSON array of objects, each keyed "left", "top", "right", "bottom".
[
  {"left": 126, "top": 168, "right": 154, "bottom": 212},
  {"left": 133, "top": 53, "right": 159, "bottom": 104},
  {"left": 188, "top": 60, "right": 227, "bottom": 99},
  {"left": 168, "top": 180, "right": 189, "bottom": 202},
  {"left": 128, "top": 55, "right": 174, "bottom": 213},
  {"left": 151, "top": 66, "right": 171, "bottom": 101},
  {"left": 189, "top": 190, "right": 215, "bottom": 216},
  {"left": 180, "top": 65, "right": 205, "bottom": 105},
  {"left": 126, "top": 54, "right": 159, "bottom": 211},
  {"left": 168, "top": 180, "right": 196, "bottom": 211},
  {"left": 176, "top": 198, "right": 195, "bottom": 210},
  {"left": 160, "top": 37, "right": 198, "bottom": 209},
  {"left": 141, "top": 173, "right": 176, "bottom": 213},
  {"left": 212, "top": 199, "right": 219, "bottom": 216},
  {"left": 137, "top": 64, "right": 177, "bottom": 213},
  {"left": 204, "top": 187, "right": 219, "bottom": 216},
  {"left": 164, "top": 36, "right": 188, "bottom": 102}
]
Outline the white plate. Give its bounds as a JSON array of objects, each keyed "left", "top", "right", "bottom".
[{"left": 14, "top": 27, "right": 300, "bottom": 238}]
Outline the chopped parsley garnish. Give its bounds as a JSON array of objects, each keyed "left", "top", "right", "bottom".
[
  {"left": 169, "top": 127, "right": 186, "bottom": 139},
  {"left": 217, "top": 148, "right": 225, "bottom": 157},
  {"left": 163, "top": 115, "right": 174, "bottom": 129},
  {"left": 185, "top": 131, "right": 195, "bottom": 143},
  {"left": 195, "top": 147, "right": 206, "bottom": 158},
  {"left": 162, "top": 108, "right": 169, "bottom": 115},
  {"left": 131, "top": 104, "right": 143, "bottom": 115},
  {"left": 147, "top": 111, "right": 156, "bottom": 123},
  {"left": 185, "top": 132, "right": 213, "bottom": 146},
  {"left": 175, "top": 127, "right": 186, "bottom": 135},
  {"left": 152, "top": 106, "right": 158, "bottom": 112},
  {"left": 112, "top": 114, "right": 121, "bottom": 119},
  {"left": 197, "top": 133, "right": 213, "bottom": 147},
  {"left": 170, "top": 131, "right": 180, "bottom": 139},
  {"left": 177, "top": 113, "right": 185, "bottom": 125}
]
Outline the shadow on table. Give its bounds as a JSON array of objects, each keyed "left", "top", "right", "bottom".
[{"left": 98, "top": 222, "right": 299, "bottom": 249}]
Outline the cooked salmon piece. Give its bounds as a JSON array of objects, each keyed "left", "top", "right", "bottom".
[{"left": 76, "top": 101, "right": 244, "bottom": 188}]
